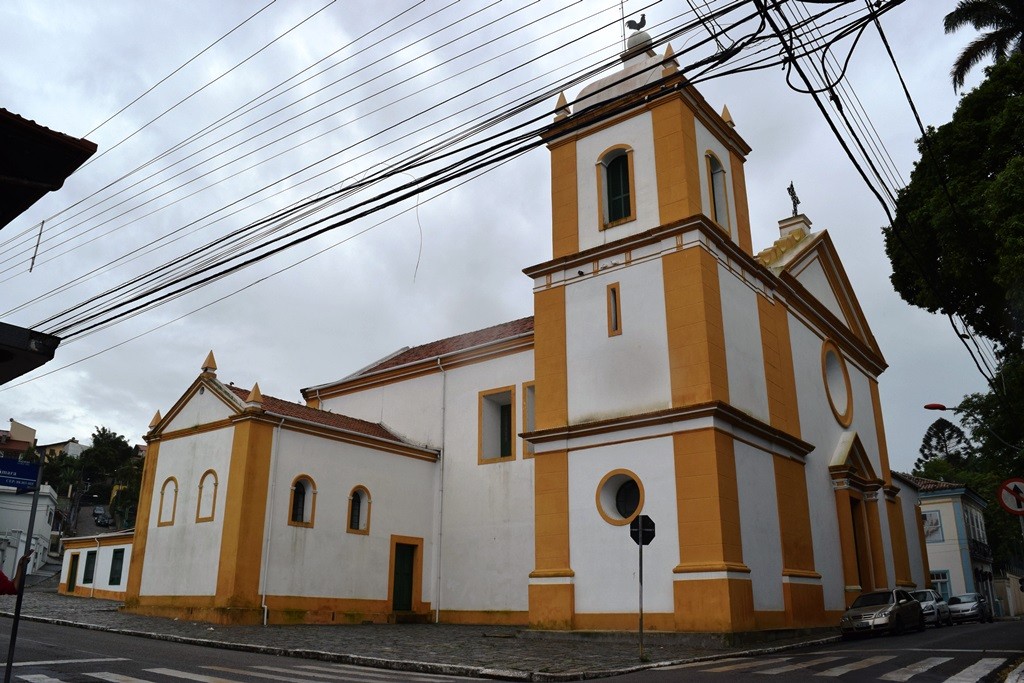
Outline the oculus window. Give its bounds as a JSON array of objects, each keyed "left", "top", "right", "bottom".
[{"left": 596, "top": 469, "right": 644, "bottom": 525}]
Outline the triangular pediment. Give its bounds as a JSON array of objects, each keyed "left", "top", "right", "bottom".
[
  {"left": 780, "top": 231, "right": 882, "bottom": 359},
  {"left": 829, "top": 431, "right": 882, "bottom": 487},
  {"left": 152, "top": 375, "right": 245, "bottom": 436}
]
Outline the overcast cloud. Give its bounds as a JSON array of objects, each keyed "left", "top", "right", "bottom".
[{"left": 0, "top": 0, "right": 990, "bottom": 474}]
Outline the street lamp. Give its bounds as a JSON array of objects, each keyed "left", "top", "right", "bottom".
[{"left": 924, "top": 403, "right": 954, "bottom": 411}]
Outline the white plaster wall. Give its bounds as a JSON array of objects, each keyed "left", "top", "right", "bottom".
[
  {"left": 790, "top": 312, "right": 901, "bottom": 604},
  {"left": 565, "top": 262, "right": 671, "bottom": 423},
  {"left": 718, "top": 263, "right": 770, "bottom": 424},
  {"left": 791, "top": 258, "right": 846, "bottom": 324},
  {"left": 262, "top": 428, "right": 437, "bottom": 601},
  {"left": 734, "top": 441, "right": 785, "bottom": 611},
  {"left": 576, "top": 112, "right": 659, "bottom": 252},
  {"left": 139, "top": 426, "right": 234, "bottom": 597},
  {"left": 164, "top": 388, "right": 235, "bottom": 432},
  {"left": 321, "top": 372, "right": 444, "bottom": 450},
  {"left": 787, "top": 320, "right": 849, "bottom": 610},
  {"left": 435, "top": 351, "right": 535, "bottom": 612},
  {"left": 695, "top": 122, "right": 739, "bottom": 241},
  {"left": 921, "top": 500, "right": 968, "bottom": 593},
  {"left": 569, "top": 438, "right": 678, "bottom": 614}
]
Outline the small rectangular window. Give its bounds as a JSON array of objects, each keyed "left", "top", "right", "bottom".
[
  {"left": 607, "top": 282, "right": 622, "bottom": 336},
  {"left": 930, "top": 570, "right": 951, "bottom": 601},
  {"left": 83, "top": 550, "right": 96, "bottom": 584},
  {"left": 479, "top": 387, "right": 515, "bottom": 463},
  {"left": 108, "top": 548, "right": 125, "bottom": 586}
]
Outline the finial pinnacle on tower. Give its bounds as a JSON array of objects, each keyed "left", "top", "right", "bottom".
[
  {"left": 787, "top": 181, "right": 801, "bottom": 217},
  {"left": 201, "top": 350, "right": 217, "bottom": 374}
]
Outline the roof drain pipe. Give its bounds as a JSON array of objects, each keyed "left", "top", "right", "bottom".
[
  {"left": 260, "top": 416, "right": 286, "bottom": 627},
  {"left": 433, "top": 357, "right": 447, "bottom": 624},
  {"left": 91, "top": 537, "right": 100, "bottom": 598}
]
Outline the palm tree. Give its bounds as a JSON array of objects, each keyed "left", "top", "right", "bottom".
[{"left": 944, "top": 0, "right": 1024, "bottom": 91}]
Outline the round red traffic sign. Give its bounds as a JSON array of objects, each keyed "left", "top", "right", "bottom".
[{"left": 998, "top": 478, "right": 1024, "bottom": 516}]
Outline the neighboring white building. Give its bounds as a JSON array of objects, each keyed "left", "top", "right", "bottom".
[
  {"left": 124, "top": 29, "right": 926, "bottom": 632},
  {"left": 902, "top": 475, "right": 996, "bottom": 608},
  {"left": 0, "top": 483, "right": 58, "bottom": 578},
  {"left": 59, "top": 531, "right": 133, "bottom": 600}
]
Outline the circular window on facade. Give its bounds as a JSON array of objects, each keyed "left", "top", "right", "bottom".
[
  {"left": 596, "top": 469, "right": 644, "bottom": 526},
  {"left": 821, "top": 340, "right": 853, "bottom": 427}
]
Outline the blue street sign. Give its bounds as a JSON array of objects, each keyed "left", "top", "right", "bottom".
[{"left": 0, "top": 460, "right": 39, "bottom": 491}]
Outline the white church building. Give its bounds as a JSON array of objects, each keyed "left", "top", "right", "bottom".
[{"left": 125, "top": 29, "right": 928, "bottom": 632}]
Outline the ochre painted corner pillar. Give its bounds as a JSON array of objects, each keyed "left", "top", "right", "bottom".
[
  {"left": 773, "top": 454, "right": 825, "bottom": 626},
  {"left": 124, "top": 440, "right": 161, "bottom": 608},
  {"left": 529, "top": 285, "right": 574, "bottom": 629},
  {"left": 529, "top": 448, "right": 574, "bottom": 629},
  {"left": 215, "top": 418, "right": 274, "bottom": 612},
  {"left": 672, "top": 429, "right": 753, "bottom": 632}
]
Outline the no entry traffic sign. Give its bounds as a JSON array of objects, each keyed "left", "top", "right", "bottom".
[{"left": 998, "top": 478, "right": 1024, "bottom": 516}]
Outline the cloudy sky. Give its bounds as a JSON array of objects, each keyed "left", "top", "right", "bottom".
[{"left": 0, "top": 0, "right": 992, "bottom": 473}]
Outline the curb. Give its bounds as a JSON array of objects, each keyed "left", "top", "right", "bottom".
[{"left": 1, "top": 611, "right": 840, "bottom": 680}]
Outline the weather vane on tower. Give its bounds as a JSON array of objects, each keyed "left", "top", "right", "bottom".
[
  {"left": 626, "top": 14, "right": 646, "bottom": 32},
  {"left": 787, "top": 181, "right": 800, "bottom": 217}
]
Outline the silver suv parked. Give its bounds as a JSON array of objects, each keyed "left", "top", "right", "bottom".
[{"left": 911, "top": 589, "right": 953, "bottom": 627}]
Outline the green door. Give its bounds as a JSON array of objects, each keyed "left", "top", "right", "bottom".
[
  {"left": 67, "top": 553, "right": 79, "bottom": 592},
  {"left": 392, "top": 544, "right": 415, "bottom": 611}
]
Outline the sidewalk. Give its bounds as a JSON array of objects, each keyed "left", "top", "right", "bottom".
[{"left": 4, "top": 573, "right": 839, "bottom": 681}]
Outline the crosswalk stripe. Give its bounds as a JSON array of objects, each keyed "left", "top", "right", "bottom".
[
  {"left": 815, "top": 655, "right": 896, "bottom": 677},
  {"left": 656, "top": 658, "right": 749, "bottom": 671},
  {"left": 18, "top": 676, "right": 64, "bottom": 683},
  {"left": 706, "top": 658, "right": 792, "bottom": 672},
  {"left": 205, "top": 667, "right": 332, "bottom": 683},
  {"left": 945, "top": 658, "right": 1006, "bottom": 683},
  {"left": 14, "top": 659, "right": 128, "bottom": 668},
  {"left": 756, "top": 656, "right": 844, "bottom": 674},
  {"left": 146, "top": 669, "right": 244, "bottom": 683},
  {"left": 294, "top": 664, "right": 484, "bottom": 682},
  {"left": 879, "top": 656, "right": 954, "bottom": 681},
  {"left": 88, "top": 674, "right": 157, "bottom": 683},
  {"left": 253, "top": 666, "right": 343, "bottom": 679}
]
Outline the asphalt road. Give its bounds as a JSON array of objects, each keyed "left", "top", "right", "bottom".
[
  {"left": 1, "top": 620, "right": 486, "bottom": 683},
  {"left": 605, "top": 620, "right": 1024, "bottom": 683}
]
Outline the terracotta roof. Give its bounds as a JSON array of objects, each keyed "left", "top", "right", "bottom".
[
  {"left": 355, "top": 316, "right": 534, "bottom": 376},
  {"left": 225, "top": 385, "right": 406, "bottom": 443},
  {"left": 897, "top": 473, "right": 966, "bottom": 492}
]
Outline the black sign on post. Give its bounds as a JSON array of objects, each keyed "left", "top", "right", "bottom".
[
  {"left": 630, "top": 514, "right": 655, "bottom": 545},
  {"left": 629, "top": 514, "right": 655, "bottom": 660}
]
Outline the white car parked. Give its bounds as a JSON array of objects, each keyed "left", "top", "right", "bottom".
[{"left": 911, "top": 589, "right": 953, "bottom": 627}]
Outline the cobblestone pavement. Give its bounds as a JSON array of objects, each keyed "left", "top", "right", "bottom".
[{"left": 3, "top": 572, "right": 839, "bottom": 681}]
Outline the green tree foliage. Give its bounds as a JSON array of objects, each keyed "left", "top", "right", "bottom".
[
  {"left": 884, "top": 51, "right": 1024, "bottom": 353},
  {"left": 80, "top": 426, "right": 134, "bottom": 483},
  {"left": 913, "top": 359, "right": 1024, "bottom": 567},
  {"left": 944, "top": 0, "right": 1024, "bottom": 91},
  {"left": 914, "top": 418, "right": 972, "bottom": 471},
  {"left": 41, "top": 450, "right": 82, "bottom": 497}
]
